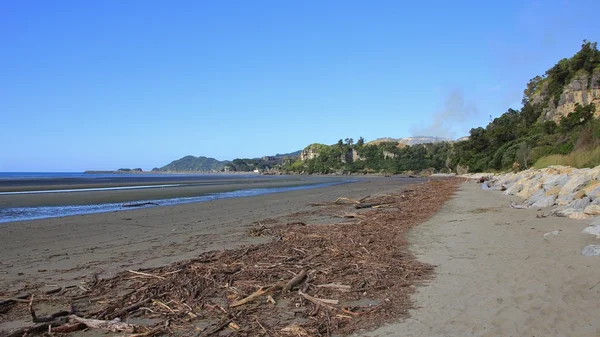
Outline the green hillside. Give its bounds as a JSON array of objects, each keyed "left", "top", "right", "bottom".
[{"left": 159, "top": 155, "right": 226, "bottom": 172}]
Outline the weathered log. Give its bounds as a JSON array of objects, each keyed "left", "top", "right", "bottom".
[
  {"left": 51, "top": 322, "right": 87, "bottom": 333},
  {"left": 282, "top": 270, "right": 307, "bottom": 293},
  {"left": 69, "top": 315, "right": 139, "bottom": 333}
]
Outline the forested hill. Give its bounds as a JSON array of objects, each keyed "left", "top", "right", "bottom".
[{"left": 281, "top": 41, "right": 600, "bottom": 174}]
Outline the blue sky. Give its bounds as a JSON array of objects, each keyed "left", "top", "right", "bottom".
[{"left": 1, "top": 0, "right": 599, "bottom": 171}]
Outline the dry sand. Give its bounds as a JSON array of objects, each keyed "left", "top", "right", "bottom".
[
  {"left": 0, "top": 177, "right": 423, "bottom": 291},
  {"left": 359, "top": 182, "right": 600, "bottom": 337}
]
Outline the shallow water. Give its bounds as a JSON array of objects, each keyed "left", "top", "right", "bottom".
[{"left": 0, "top": 180, "right": 357, "bottom": 223}]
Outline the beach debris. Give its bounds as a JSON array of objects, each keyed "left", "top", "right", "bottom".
[
  {"left": 543, "top": 230, "right": 560, "bottom": 237},
  {"left": 0, "top": 179, "right": 461, "bottom": 336},
  {"left": 510, "top": 202, "right": 528, "bottom": 209},
  {"left": 121, "top": 201, "right": 159, "bottom": 208},
  {"left": 581, "top": 245, "right": 600, "bottom": 256},
  {"left": 248, "top": 224, "right": 272, "bottom": 237}
]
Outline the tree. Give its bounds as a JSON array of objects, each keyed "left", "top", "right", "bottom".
[
  {"left": 356, "top": 137, "right": 365, "bottom": 146},
  {"left": 344, "top": 138, "right": 354, "bottom": 146}
]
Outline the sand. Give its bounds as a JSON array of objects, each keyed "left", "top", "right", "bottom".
[
  {"left": 0, "top": 177, "right": 423, "bottom": 291},
  {"left": 359, "top": 182, "right": 600, "bottom": 337}
]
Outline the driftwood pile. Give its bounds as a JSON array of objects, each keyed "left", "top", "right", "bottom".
[{"left": 0, "top": 179, "right": 459, "bottom": 337}]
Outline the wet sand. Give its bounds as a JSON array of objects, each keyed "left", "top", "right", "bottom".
[
  {"left": 359, "top": 183, "right": 600, "bottom": 337},
  {"left": 0, "top": 177, "right": 424, "bottom": 290}
]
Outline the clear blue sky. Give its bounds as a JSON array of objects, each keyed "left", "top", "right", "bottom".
[{"left": 1, "top": 0, "right": 599, "bottom": 171}]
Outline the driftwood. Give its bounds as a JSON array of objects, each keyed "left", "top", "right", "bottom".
[
  {"left": 0, "top": 293, "right": 31, "bottom": 306},
  {"left": 282, "top": 269, "right": 307, "bottom": 293},
  {"left": 298, "top": 291, "right": 339, "bottom": 311},
  {"left": 122, "top": 202, "right": 159, "bottom": 208},
  {"left": 316, "top": 283, "right": 351, "bottom": 291},
  {"left": 51, "top": 323, "right": 87, "bottom": 333},
  {"left": 69, "top": 315, "right": 139, "bottom": 332},
  {"left": 355, "top": 202, "right": 384, "bottom": 209},
  {"left": 7, "top": 322, "right": 65, "bottom": 337},
  {"left": 229, "top": 283, "right": 283, "bottom": 307},
  {"left": 108, "top": 297, "right": 152, "bottom": 319},
  {"left": 509, "top": 202, "right": 528, "bottom": 209}
]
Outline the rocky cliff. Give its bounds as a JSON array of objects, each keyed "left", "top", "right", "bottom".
[{"left": 533, "top": 69, "right": 600, "bottom": 123}]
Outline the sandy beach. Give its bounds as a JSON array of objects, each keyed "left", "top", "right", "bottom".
[
  {"left": 2, "top": 179, "right": 599, "bottom": 336},
  {"left": 360, "top": 182, "right": 600, "bottom": 337}
]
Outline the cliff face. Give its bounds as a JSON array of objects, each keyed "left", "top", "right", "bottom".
[
  {"left": 300, "top": 144, "right": 326, "bottom": 161},
  {"left": 534, "top": 69, "right": 600, "bottom": 123}
]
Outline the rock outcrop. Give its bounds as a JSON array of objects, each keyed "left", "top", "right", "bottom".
[
  {"left": 533, "top": 69, "right": 600, "bottom": 123},
  {"left": 300, "top": 144, "right": 326, "bottom": 161}
]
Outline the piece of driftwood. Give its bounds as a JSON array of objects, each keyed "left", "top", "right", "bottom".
[
  {"left": 282, "top": 270, "right": 307, "bottom": 293},
  {"left": 0, "top": 293, "right": 31, "bottom": 306},
  {"left": 509, "top": 202, "right": 528, "bottom": 209},
  {"left": 316, "top": 283, "right": 351, "bottom": 291},
  {"left": 127, "top": 270, "right": 166, "bottom": 280},
  {"left": 298, "top": 291, "right": 339, "bottom": 311},
  {"left": 108, "top": 297, "right": 151, "bottom": 319},
  {"left": 51, "top": 322, "right": 87, "bottom": 333},
  {"left": 355, "top": 202, "right": 383, "bottom": 209},
  {"left": 7, "top": 322, "right": 65, "bottom": 337},
  {"left": 202, "top": 319, "right": 232, "bottom": 336},
  {"left": 69, "top": 315, "right": 139, "bottom": 333},
  {"left": 230, "top": 283, "right": 283, "bottom": 307},
  {"left": 122, "top": 202, "right": 159, "bottom": 208}
]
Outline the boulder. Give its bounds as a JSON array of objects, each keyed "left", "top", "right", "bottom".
[
  {"left": 584, "top": 205, "right": 600, "bottom": 216},
  {"left": 531, "top": 194, "right": 558, "bottom": 208},
  {"left": 517, "top": 182, "right": 542, "bottom": 199},
  {"left": 556, "top": 193, "right": 576, "bottom": 206},
  {"left": 559, "top": 172, "right": 592, "bottom": 195},
  {"left": 526, "top": 189, "right": 546, "bottom": 205},
  {"left": 568, "top": 197, "right": 591, "bottom": 211},
  {"left": 581, "top": 245, "right": 600, "bottom": 257},
  {"left": 541, "top": 174, "right": 569, "bottom": 190},
  {"left": 554, "top": 208, "right": 592, "bottom": 219}
]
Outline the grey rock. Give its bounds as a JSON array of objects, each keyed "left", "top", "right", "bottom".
[
  {"left": 568, "top": 197, "right": 591, "bottom": 211},
  {"left": 560, "top": 174, "right": 592, "bottom": 195},
  {"left": 581, "top": 245, "right": 600, "bottom": 257},
  {"left": 541, "top": 174, "right": 569, "bottom": 190},
  {"left": 531, "top": 195, "right": 558, "bottom": 208}
]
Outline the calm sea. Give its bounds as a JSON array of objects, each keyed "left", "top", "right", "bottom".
[{"left": 0, "top": 172, "right": 358, "bottom": 223}]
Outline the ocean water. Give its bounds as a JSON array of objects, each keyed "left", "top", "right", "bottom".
[{"left": 0, "top": 172, "right": 358, "bottom": 223}]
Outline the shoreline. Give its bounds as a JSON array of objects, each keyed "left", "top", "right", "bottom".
[{"left": 0, "top": 176, "right": 359, "bottom": 208}]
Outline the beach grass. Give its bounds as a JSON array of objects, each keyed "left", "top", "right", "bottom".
[{"left": 534, "top": 147, "right": 600, "bottom": 169}]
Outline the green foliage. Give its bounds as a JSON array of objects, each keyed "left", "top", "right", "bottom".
[{"left": 282, "top": 41, "right": 600, "bottom": 174}]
